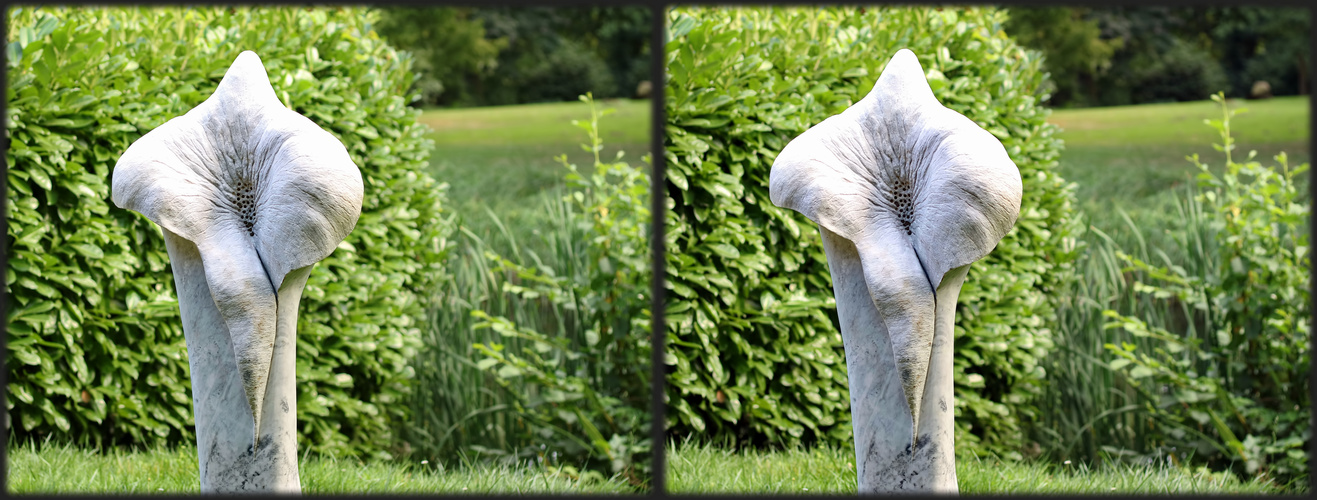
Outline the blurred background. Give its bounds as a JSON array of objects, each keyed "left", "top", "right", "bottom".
[
  {"left": 1005, "top": 6, "right": 1308, "bottom": 108},
  {"left": 375, "top": 6, "right": 652, "bottom": 108}
]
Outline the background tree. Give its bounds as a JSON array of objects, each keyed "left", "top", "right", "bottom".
[
  {"left": 1189, "top": 7, "right": 1310, "bottom": 98},
  {"left": 1089, "top": 7, "right": 1229, "bottom": 106},
  {"left": 568, "top": 7, "right": 652, "bottom": 100},
  {"left": 1004, "top": 8, "right": 1121, "bottom": 107},
  {"left": 373, "top": 8, "right": 505, "bottom": 107},
  {"left": 375, "top": 6, "right": 651, "bottom": 108},
  {"left": 1007, "top": 6, "right": 1308, "bottom": 108}
]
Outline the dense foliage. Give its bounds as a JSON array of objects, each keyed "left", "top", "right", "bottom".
[
  {"left": 664, "top": 6, "right": 1080, "bottom": 457},
  {"left": 375, "top": 7, "right": 651, "bottom": 108},
  {"left": 5, "top": 6, "right": 451, "bottom": 459},
  {"left": 1103, "top": 95, "right": 1309, "bottom": 484},
  {"left": 1006, "top": 6, "right": 1309, "bottom": 107}
]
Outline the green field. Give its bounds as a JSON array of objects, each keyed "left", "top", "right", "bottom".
[
  {"left": 1048, "top": 95, "right": 1309, "bottom": 226},
  {"left": 419, "top": 98, "right": 651, "bottom": 147},
  {"left": 419, "top": 98, "right": 651, "bottom": 243},
  {"left": 5, "top": 441, "right": 636, "bottom": 494},
  {"left": 666, "top": 441, "right": 1289, "bottom": 494},
  {"left": 1049, "top": 95, "right": 1308, "bottom": 147}
]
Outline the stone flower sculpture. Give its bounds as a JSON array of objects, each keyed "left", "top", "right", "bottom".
[
  {"left": 112, "top": 51, "right": 364, "bottom": 493},
  {"left": 769, "top": 49, "right": 1022, "bottom": 493}
]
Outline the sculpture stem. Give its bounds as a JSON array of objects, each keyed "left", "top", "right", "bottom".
[
  {"left": 165, "top": 229, "right": 304, "bottom": 493},
  {"left": 821, "top": 226, "right": 965, "bottom": 494}
]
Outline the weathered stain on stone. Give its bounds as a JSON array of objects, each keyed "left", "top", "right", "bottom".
[
  {"left": 205, "top": 440, "right": 220, "bottom": 478},
  {"left": 210, "top": 440, "right": 285, "bottom": 493},
  {"left": 864, "top": 433, "right": 947, "bottom": 492}
]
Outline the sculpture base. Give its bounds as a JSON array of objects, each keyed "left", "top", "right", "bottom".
[
  {"left": 820, "top": 226, "right": 964, "bottom": 494},
  {"left": 166, "top": 230, "right": 304, "bottom": 493}
]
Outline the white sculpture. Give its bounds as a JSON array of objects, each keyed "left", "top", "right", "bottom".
[
  {"left": 112, "top": 51, "right": 364, "bottom": 493},
  {"left": 769, "top": 49, "right": 1022, "bottom": 493}
]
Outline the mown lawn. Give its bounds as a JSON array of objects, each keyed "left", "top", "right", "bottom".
[
  {"left": 6, "top": 441, "right": 638, "bottom": 494},
  {"left": 666, "top": 441, "right": 1294, "bottom": 494},
  {"left": 1048, "top": 95, "right": 1307, "bottom": 147}
]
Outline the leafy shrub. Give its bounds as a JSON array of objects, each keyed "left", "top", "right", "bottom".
[
  {"left": 1103, "top": 94, "right": 1309, "bottom": 485},
  {"left": 5, "top": 6, "right": 451, "bottom": 459},
  {"left": 664, "top": 6, "right": 1080, "bottom": 456},
  {"left": 470, "top": 96, "right": 652, "bottom": 483}
]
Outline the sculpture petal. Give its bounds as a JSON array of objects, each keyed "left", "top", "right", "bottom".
[
  {"left": 904, "top": 108, "right": 1021, "bottom": 289},
  {"left": 112, "top": 51, "right": 363, "bottom": 446},
  {"left": 768, "top": 113, "right": 878, "bottom": 240},
  {"left": 245, "top": 122, "right": 363, "bottom": 291},
  {"left": 852, "top": 225, "right": 935, "bottom": 442},
  {"left": 193, "top": 233, "right": 278, "bottom": 446}
]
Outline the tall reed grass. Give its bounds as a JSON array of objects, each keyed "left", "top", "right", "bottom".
[
  {"left": 1037, "top": 94, "right": 1310, "bottom": 488},
  {"left": 1035, "top": 184, "right": 1218, "bottom": 463},
  {"left": 403, "top": 189, "right": 591, "bottom": 465},
  {"left": 402, "top": 96, "right": 652, "bottom": 485}
]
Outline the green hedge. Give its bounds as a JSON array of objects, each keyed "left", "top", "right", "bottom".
[
  {"left": 5, "top": 6, "right": 451, "bottom": 459},
  {"left": 664, "top": 6, "right": 1080, "bottom": 456}
]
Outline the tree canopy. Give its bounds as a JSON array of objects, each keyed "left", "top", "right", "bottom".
[
  {"left": 1006, "top": 6, "right": 1308, "bottom": 108},
  {"left": 374, "top": 6, "right": 651, "bottom": 108}
]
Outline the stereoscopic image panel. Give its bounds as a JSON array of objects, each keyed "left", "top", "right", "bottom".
[{"left": 5, "top": 5, "right": 653, "bottom": 494}]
